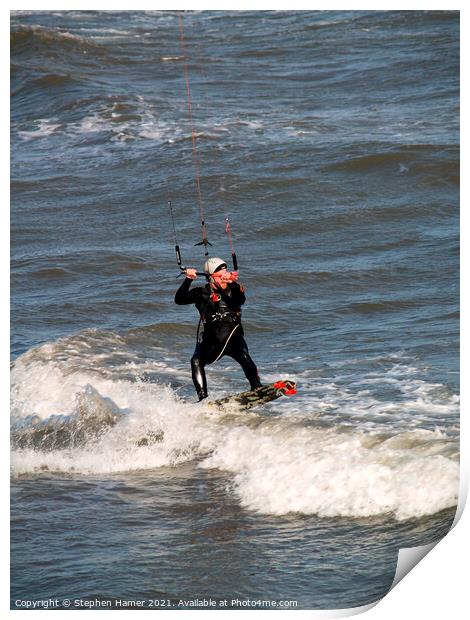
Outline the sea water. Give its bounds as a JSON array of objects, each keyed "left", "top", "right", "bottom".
[{"left": 11, "top": 10, "right": 459, "bottom": 609}]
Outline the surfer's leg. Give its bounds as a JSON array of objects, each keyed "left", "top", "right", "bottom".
[
  {"left": 191, "top": 338, "right": 220, "bottom": 400},
  {"left": 191, "top": 346, "right": 208, "bottom": 401},
  {"left": 227, "top": 336, "right": 262, "bottom": 390}
]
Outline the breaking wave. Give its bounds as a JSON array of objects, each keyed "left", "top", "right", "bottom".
[{"left": 11, "top": 335, "right": 459, "bottom": 522}]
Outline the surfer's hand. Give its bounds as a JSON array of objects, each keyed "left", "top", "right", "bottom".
[
  {"left": 213, "top": 269, "right": 237, "bottom": 283},
  {"left": 185, "top": 268, "right": 197, "bottom": 280},
  {"left": 211, "top": 269, "right": 226, "bottom": 282}
]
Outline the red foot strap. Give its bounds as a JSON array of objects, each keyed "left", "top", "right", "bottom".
[{"left": 273, "top": 381, "right": 297, "bottom": 396}]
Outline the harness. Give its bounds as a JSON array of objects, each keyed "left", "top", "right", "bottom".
[
  {"left": 201, "top": 288, "right": 240, "bottom": 323},
  {"left": 196, "top": 286, "right": 241, "bottom": 345}
]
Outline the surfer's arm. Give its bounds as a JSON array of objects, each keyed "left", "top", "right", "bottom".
[{"left": 175, "top": 278, "right": 200, "bottom": 305}]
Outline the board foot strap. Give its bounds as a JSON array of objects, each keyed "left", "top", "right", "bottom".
[{"left": 273, "top": 380, "right": 297, "bottom": 395}]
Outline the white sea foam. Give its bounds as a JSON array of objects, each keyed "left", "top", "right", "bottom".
[
  {"left": 10, "top": 341, "right": 459, "bottom": 521},
  {"left": 200, "top": 423, "right": 458, "bottom": 521},
  {"left": 280, "top": 360, "right": 460, "bottom": 436},
  {"left": 77, "top": 114, "right": 110, "bottom": 133},
  {"left": 18, "top": 119, "right": 61, "bottom": 140},
  {"left": 15, "top": 92, "right": 261, "bottom": 146}
]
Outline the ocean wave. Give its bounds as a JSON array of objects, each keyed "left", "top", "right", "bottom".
[
  {"left": 11, "top": 25, "right": 106, "bottom": 55},
  {"left": 201, "top": 422, "right": 458, "bottom": 521},
  {"left": 11, "top": 384, "right": 127, "bottom": 451},
  {"left": 324, "top": 145, "right": 459, "bottom": 185},
  {"left": 10, "top": 339, "right": 459, "bottom": 521},
  {"left": 11, "top": 73, "right": 79, "bottom": 100},
  {"left": 13, "top": 90, "right": 230, "bottom": 145},
  {"left": 314, "top": 201, "right": 454, "bottom": 231},
  {"left": 17, "top": 119, "right": 62, "bottom": 140},
  {"left": 30, "top": 267, "right": 71, "bottom": 280},
  {"left": 346, "top": 299, "right": 425, "bottom": 314},
  {"left": 13, "top": 252, "right": 152, "bottom": 278},
  {"left": 11, "top": 378, "right": 459, "bottom": 521}
]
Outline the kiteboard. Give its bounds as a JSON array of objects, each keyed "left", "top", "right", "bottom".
[{"left": 207, "top": 380, "right": 297, "bottom": 411}]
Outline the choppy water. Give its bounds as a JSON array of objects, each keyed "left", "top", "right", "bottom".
[{"left": 11, "top": 10, "right": 459, "bottom": 610}]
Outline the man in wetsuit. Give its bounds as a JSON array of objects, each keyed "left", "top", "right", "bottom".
[{"left": 175, "top": 257, "right": 262, "bottom": 401}]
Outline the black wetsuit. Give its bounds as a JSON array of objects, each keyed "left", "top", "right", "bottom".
[{"left": 175, "top": 278, "right": 261, "bottom": 400}]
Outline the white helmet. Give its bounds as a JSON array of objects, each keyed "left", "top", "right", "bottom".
[{"left": 203, "top": 257, "right": 227, "bottom": 275}]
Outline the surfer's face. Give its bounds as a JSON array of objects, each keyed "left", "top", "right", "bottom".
[{"left": 211, "top": 268, "right": 229, "bottom": 289}]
